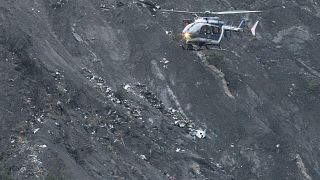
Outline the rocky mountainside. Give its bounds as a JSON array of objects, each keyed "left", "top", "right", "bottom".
[{"left": 0, "top": 0, "right": 320, "bottom": 179}]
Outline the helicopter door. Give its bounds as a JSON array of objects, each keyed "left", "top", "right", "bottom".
[
  {"left": 200, "top": 25, "right": 212, "bottom": 39},
  {"left": 200, "top": 25, "right": 221, "bottom": 42},
  {"left": 209, "top": 26, "right": 221, "bottom": 41}
]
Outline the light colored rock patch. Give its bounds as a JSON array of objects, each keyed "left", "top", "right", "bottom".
[
  {"left": 273, "top": 26, "right": 311, "bottom": 52},
  {"left": 84, "top": 25, "right": 130, "bottom": 61},
  {"left": 240, "top": 148, "right": 262, "bottom": 175},
  {"left": 166, "top": 85, "right": 188, "bottom": 119},
  {"left": 151, "top": 60, "right": 166, "bottom": 81},
  {"left": 196, "top": 52, "right": 235, "bottom": 99},
  {"left": 295, "top": 154, "right": 313, "bottom": 180},
  {"left": 71, "top": 27, "right": 84, "bottom": 43},
  {"left": 246, "top": 86, "right": 263, "bottom": 109},
  {"left": 295, "top": 58, "right": 320, "bottom": 78}
]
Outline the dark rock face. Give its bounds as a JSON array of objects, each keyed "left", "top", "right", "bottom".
[{"left": 0, "top": 0, "right": 320, "bottom": 179}]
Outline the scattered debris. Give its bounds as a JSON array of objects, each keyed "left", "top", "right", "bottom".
[
  {"left": 139, "top": 154, "right": 147, "bottom": 160},
  {"left": 71, "top": 27, "right": 84, "bottom": 42},
  {"left": 174, "top": 120, "right": 186, "bottom": 128},
  {"left": 33, "top": 128, "right": 40, "bottom": 134},
  {"left": 39, "top": 145, "right": 47, "bottom": 148},
  {"left": 52, "top": 0, "right": 66, "bottom": 9},
  {"left": 288, "top": 84, "right": 295, "bottom": 97},
  {"left": 195, "top": 129, "right": 206, "bottom": 139},
  {"left": 160, "top": 58, "right": 170, "bottom": 69},
  {"left": 123, "top": 84, "right": 131, "bottom": 91},
  {"left": 100, "top": 4, "right": 110, "bottom": 10},
  {"left": 165, "top": 30, "right": 172, "bottom": 35},
  {"left": 115, "top": 1, "right": 125, "bottom": 7}
]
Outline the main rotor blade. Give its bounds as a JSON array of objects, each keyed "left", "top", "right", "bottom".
[
  {"left": 161, "top": 9, "right": 262, "bottom": 15},
  {"left": 161, "top": 9, "right": 203, "bottom": 14},
  {"left": 207, "top": 10, "right": 262, "bottom": 15}
]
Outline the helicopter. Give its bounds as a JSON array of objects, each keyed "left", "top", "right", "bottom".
[{"left": 135, "top": 0, "right": 262, "bottom": 51}]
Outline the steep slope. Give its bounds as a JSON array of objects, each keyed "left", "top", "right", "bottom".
[{"left": 0, "top": 0, "right": 320, "bottom": 179}]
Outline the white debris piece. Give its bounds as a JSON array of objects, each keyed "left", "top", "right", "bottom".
[
  {"left": 165, "top": 31, "right": 172, "bottom": 35},
  {"left": 26, "top": 97, "right": 32, "bottom": 103},
  {"left": 174, "top": 120, "right": 186, "bottom": 128},
  {"left": 106, "top": 87, "right": 112, "bottom": 93},
  {"left": 71, "top": 27, "right": 84, "bottom": 42},
  {"left": 57, "top": 100, "right": 62, "bottom": 106},
  {"left": 37, "top": 118, "right": 42, "bottom": 123},
  {"left": 160, "top": 58, "right": 170, "bottom": 69},
  {"left": 195, "top": 129, "right": 206, "bottom": 138},
  {"left": 160, "top": 58, "right": 170, "bottom": 64},
  {"left": 276, "top": 144, "right": 280, "bottom": 148},
  {"left": 216, "top": 163, "right": 222, "bottom": 168},
  {"left": 139, "top": 155, "right": 147, "bottom": 160},
  {"left": 148, "top": 118, "right": 154, "bottom": 124},
  {"left": 124, "top": 84, "right": 131, "bottom": 91},
  {"left": 91, "top": 130, "right": 96, "bottom": 135},
  {"left": 33, "top": 128, "right": 40, "bottom": 134},
  {"left": 18, "top": 167, "right": 26, "bottom": 174},
  {"left": 39, "top": 145, "right": 47, "bottom": 148}
]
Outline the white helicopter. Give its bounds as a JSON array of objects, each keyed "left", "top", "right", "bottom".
[{"left": 136, "top": 0, "right": 262, "bottom": 50}]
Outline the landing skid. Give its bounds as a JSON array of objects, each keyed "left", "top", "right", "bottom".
[
  {"left": 181, "top": 43, "right": 226, "bottom": 51},
  {"left": 181, "top": 44, "right": 202, "bottom": 51},
  {"left": 205, "top": 45, "right": 226, "bottom": 51}
]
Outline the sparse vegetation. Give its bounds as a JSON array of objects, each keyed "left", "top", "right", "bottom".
[
  {"left": 307, "top": 79, "right": 320, "bottom": 93},
  {"left": 0, "top": 161, "right": 12, "bottom": 180},
  {"left": 173, "top": 33, "right": 183, "bottom": 43},
  {"left": 207, "top": 52, "right": 225, "bottom": 68},
  {"left": 45, "top": 174, "right": 57, "bottom": 180},
  {"left": 45, "top": 174, "right": 66, "bottom": 180}
]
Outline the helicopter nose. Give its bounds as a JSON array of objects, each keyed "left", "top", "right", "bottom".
[{"left": 183, "top": 32, "right": 191, "bottom": 40}]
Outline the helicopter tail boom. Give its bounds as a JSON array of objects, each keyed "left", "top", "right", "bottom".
[{"left": 223, "top": 20, "right": 260, "bottom": 36}]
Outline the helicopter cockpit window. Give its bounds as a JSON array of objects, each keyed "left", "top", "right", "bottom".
[
  {"left": 212, "top": 26, "right": 221, "bottom": 34},
  {"left": 200, "top": 25, "right": 212, "bottom": 35},
  {"left": 185, "top": 23, "right": 204, "bottom": 33}
]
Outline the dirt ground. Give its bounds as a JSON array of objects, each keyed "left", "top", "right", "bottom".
[{"left": 0, "top": 0, "right": 320, "bottom": 179}]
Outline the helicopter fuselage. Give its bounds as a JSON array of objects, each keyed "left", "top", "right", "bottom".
[{"left": 182, "top": 17, "right": 226, "bottom": 47}]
